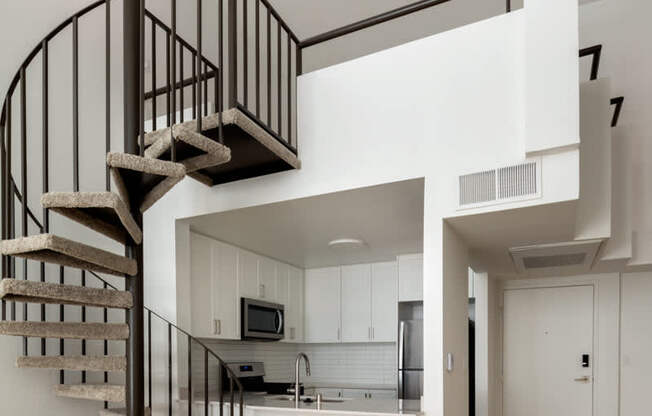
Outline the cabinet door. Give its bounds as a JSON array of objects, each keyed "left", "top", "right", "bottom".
[
  {"left": 212, "top": 241, "right": 239, "bottom": 339},
  {"left": 371, "top": 261, "right": 398, "bottom": 342},
  {"left": 238, "top": 249, "right": 259, "bottom": 299},
  {"left": 285, "top": 265, "right": 304, "bottom": 342},
  {"left": 341, "top": 264, "right": 372, "bottom": 342},
  {"left": 342, "top": 389, "right": 366, "bottom": 399},
  {"left": 398, "top": 254, "right": 423, "bottom": 302},
  {"left": 190, "top": 233, "right": 213, "bottom": 338},
  {"left": 304, "top": 267, "right": 341, "bottom": 343},
  {"left": 258, "top": 257, "right": 278, "bottom": 301},
  {"left": 315, "top": 388, "right": 343, "bottom": 398}
]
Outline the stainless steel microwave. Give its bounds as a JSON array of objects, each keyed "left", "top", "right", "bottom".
[{"left": 241, "top": 298, "right": 284, "bottom": 341}]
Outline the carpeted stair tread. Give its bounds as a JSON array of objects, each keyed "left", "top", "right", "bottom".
[
  {"left": 0, "top": 321, "right": 129, "bottom": 340},
  {"left": 0, "top": 234, "right": 137, "bottom": 276},
  {"left": 41, "top": 192, "right": 142, "bottom": 244},
  {"left": 17, "top": 355, "right": 126, "bottom": 372},
  {"left": 145, "top": 128, "right": 231, "bottom": 173},
  {"left": 106, "top": 152, "right": 185, "bottom": 178},
  {"left": 54, "top": 384, "right": 125, "bottom": 403},
  {"left": 99, "top": 407, "right": 151, "bottom": 416},
  {"left": 0, "top": 278, "right": 132, "bottom": 309}
]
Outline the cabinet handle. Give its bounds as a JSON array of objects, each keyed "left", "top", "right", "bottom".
[
  {"left": 372, "top": 327, "right": 375, "bottom": 340},
  {"left": 259, "top": 284, "right": 265, "bottom": 298},
  {"left": 214, "top": 319, "right": 221, "bottom": 335},
  {"left": 337, "top": 328, "right": 340, "bottom": 341},
  {"left": 368, "top": 327, "right": 371, "bottom": 340},
  {"left": 290, "top": 327, "right": 295, "bottom": 340}
]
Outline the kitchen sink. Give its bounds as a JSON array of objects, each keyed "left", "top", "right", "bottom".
[{"left": 266, "top": 395, "right": 345, "bottom": 403}]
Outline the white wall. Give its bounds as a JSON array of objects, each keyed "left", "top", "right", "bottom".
[{"left": 142, "top": 3, "right": 580, "bottom": 415}]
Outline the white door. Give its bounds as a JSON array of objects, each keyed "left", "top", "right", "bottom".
[
  {"left": 371, "top": 261, "right": 398, "bottom": 342},
  {"left": 304, "top": 267, "right": 341, "bottom": 343},
  {"left": 341, "top": 264, "right": 372, "bottom": 342},
  {"left": 503, "top": 285, "right": 594, "bottom": 416}
]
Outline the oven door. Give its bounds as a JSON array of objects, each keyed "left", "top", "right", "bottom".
[{"left": 241, "top": 298, "right": 284, "bottom": 340}]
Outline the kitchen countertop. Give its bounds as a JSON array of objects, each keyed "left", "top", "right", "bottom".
[
  {"left": 303, "top": 382, "right": 397, "bottom": 391},
  {"left": 184, "top": 392, "right": 421, "bottom": 416}
]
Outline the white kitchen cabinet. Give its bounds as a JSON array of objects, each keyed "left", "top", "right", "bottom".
[
  {"left": 258, "top": 257, "right": 278, "bottom": 301},
  {"left": 286, "top": 265, "right": 304, "bottom": 342},
  {"left": 398, "top": 254, "right": 423, "bottom": 302},
  {"left": 211, "top": 241, "right": 239, "bottom": 339},
  {"left": 304, "top": 267, "right": 341, "bottom": 343},
  {"left": 238, "top": 249, "right": 259, "bottom": 299},
  {"left": 371, "top": 261, "right": 398, "bottom": 342},
  {"left": 341, "top": 264, "right": 372, "bottom": 342},
  {"left": 190, "top": 233, "right": 214, "bottom": 338}
]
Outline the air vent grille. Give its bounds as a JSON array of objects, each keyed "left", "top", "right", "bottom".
[
  {"left": 459, "top": 170, "right": 496, "bottom": 206},
  {"left": 458, "top": 159, "right": 540, "bottom": 209},
  {"left": 497, "top": 162, "right": 537, "bottom": 199},
  {"left": 522, "top": 253, "right": 587, "bottom": 269}
]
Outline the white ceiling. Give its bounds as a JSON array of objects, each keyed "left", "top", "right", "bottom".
[
  {"left": 186, "top": 179, "right": 424, "bottom": 268},
  {"left": 447, "top": 200, "right": 579, "bottom": 279}
]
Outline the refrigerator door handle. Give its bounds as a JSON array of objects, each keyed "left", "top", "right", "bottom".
[{"left": 398, "top": 321, "right": 406, "bottom": 399}]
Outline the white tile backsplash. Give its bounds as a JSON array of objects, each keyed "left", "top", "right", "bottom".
[{"left": 195, "top": 340, "right": 397, "bottom": 387}]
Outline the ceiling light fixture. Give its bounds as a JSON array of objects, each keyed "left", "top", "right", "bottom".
[{"left": 328, "top": 238, "right": 367, "bottom": 250}]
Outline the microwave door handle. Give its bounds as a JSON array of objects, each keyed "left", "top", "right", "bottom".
[{"left": 276, "top": 310, "right": 284, "bottom": 334}]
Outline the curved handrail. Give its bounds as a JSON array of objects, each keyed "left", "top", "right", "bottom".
[{"left": 0, "top": 0, "right": 107, "bottom": 125}]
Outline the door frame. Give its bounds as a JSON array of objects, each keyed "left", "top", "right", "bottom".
[{"left": 498, "top": 273, "right": 620, "bottom": 416}]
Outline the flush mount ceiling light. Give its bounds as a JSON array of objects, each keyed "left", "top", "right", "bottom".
[{"left": 328, "top": 238, "right": 367, "bottom": 250}]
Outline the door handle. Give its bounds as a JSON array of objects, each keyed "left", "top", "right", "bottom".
[{"left": 574, "top": 376, "right": 591, "bottom": 383}]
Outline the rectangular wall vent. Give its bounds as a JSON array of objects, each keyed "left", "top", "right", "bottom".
[{"left": 458, "top": 159, "right": 541, "bottom": 209}]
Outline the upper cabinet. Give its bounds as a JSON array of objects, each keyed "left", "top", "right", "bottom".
[
  {"left": 306, "top": 261, "right": 398, "bottom": 344},
  {"left": 371, "top": 262, "right": 398, "bottom": 342},
  {"left": 304, "top": 267, "right": 342, "bottom": 343},
  {"left": 258, "top": 257, "right": 278, "bottom": 302},
  {"left": 398, "top": 254, "right": 423, "bottom": 302},
  {"left": 238, "top": 249, "right": 259, "bottom": 300},
  {"left": 189, "top": 232, "right": 303, "bottom": 341},
  {"left": 341, "top": 264, "right": 373, "bottom": 343}
]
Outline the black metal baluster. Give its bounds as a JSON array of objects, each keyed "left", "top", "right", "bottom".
[
  {"left": 166, "top": 32, "right": 171, "bottom": 128},
  {"left": 20, "top": 66, "right": 27, "bottom": 357},
  {"left": 239, "top": 386, "right": 243, "bottom": 416},
  {"left": 243, "top": 0, "right": 248, "bottom": 108},
  {"left": 168, "top": 322, "right": 172, "bottom": 416},
  {"left": 140, "top": 0, "right": 145, "bottom": 155},
  {"left": 81, "top": 270, "right": 86, "bottom": 383},
  {"left": 204, "top": 349, "right": 209, "bottom": 416},
  {"left": 296, "top": 44, "right": 302, "bottom": 76},
  {"left": 188, "top": 335, "right": 192, "bottom": 416},
  {"left": 106, "top": 0, "right": 111, "bottom": 191},
  {"left": 192, "top": 53, "right": 197, "bottom": 119},
  {"left": 230, "top": 377, "right": 234, "bottom": 416},
  {"left": 197, "top": 0, "right": 203, "bottom": 131},
  {"left": 287, "top": 35, "right": 291, "bottom": 146},
  {"left": 218, "top": 0, "right": 224, "bottom": 144},
  {"left": 73, "top": 17, "right": 79, "bottom": 191},
  {"left": 266, "top": 6, "right": 271, "bottom": 127},
  {"left": 41, "top": 39, "right": 49, "bottom": 356},
  {"left": 103, "top": 281, "right": 108, "bottom": 409},
  {"left": 276, "top": 21, "right": 281, "bottom": 136},
  {"left": 219, "top": 364, "right": 224, "bottom": 416},
  {"left": 152, "top": 21, "right": 157, "bottom": 131},
  {"left": 1, "top": 110, "right": 6, "bottom": 314},
  {"left": 180, "top": 46, "right": 184, "bottom": 123},
  {"left": 59, "top": 266, "right": 64, "bottom": 384},
  {"left": 171, "top": 0, "right": 177, "bottom": 161},
  {"left": 228, "top": 0, "right": 237, "bottom": 108},
  {"left": 213, "top": 64, "right": 218, "bottom": 118},
  {"left": 203, "top": 62, "right": 208, "bottom": 116},
  {"left": 255, "top": 0, "right": 260, "bottom": 116}
]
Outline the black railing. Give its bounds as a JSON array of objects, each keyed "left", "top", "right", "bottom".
[{"left": 580, "top": 45, "right": 602, "bottom": 81}]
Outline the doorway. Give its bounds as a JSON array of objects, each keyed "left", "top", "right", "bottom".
[{"left": 503, "top": 285, "right": 594, "bottom": 416}]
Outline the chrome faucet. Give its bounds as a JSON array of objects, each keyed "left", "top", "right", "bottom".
[{"left": 294, "top": 352, "right": 311, "bottom": 405}]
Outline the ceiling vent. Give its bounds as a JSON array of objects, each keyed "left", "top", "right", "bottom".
[
  {"left": 509, "top": 239, "right": 604, "bottom": 276},
  {"left": 458, "top": 159, "right": 541, "bottom": 209}
]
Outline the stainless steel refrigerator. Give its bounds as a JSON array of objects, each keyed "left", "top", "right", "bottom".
[{"left": 398, "top": 319, "right": 424, "bottom": 400}]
